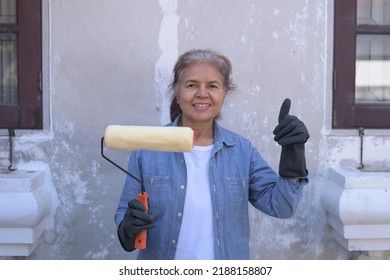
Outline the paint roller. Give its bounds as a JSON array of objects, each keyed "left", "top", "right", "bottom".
[{"left": 101, "top": 125, "right": 193, "bottom": 249}]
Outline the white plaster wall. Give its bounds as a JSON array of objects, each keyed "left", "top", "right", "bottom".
[{"left": 0, "top": 0, "right": 389, "bottom": 259}]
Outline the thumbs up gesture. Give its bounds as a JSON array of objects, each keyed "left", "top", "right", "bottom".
[
  {"left": 273, "top": 98, "right": 309, "bottom": 146},
  {"left": 273, "top": 98, "right": 309, "bottom": 178}
]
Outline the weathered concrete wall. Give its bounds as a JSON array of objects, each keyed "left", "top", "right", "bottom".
[{"left": 0, "top": 0, "right": 389, "bottom": 260}]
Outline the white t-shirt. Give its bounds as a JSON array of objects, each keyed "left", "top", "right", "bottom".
[{"left": 174, "top": 144, "right": 214, "bottom": 260}]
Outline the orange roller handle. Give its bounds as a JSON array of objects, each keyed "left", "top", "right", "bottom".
[{"left": 134, "top": 192, "right": 149, "bottom": 250}]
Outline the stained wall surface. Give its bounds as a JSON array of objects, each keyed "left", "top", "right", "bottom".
[{"left": 0, "top": 0, "right": 389, "bottom": 260}]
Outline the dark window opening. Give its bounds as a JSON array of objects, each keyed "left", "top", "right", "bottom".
[
  {"left": 0, "top": 0, "right": 42, "bottom": 129},
  {"left": 333, "top": 0, "right": 390, "bottom": 129}
]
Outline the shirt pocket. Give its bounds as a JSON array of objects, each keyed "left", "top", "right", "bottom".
[
  {"left": 143, "top": 175, "right": 170, "bottom": 217},
  {"left": 226, "top": 177, "right": 249, "bottom": 219}
]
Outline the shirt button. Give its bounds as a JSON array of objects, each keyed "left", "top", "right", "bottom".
[
  {"left": 180, "top": 185, "right": 185, "bottom": 190},
  {"left": 171, "top": 239, "right": 176, "bottom": 244},
  {"left": 177, "top": 212, "right": 182, "bottom": 217}
]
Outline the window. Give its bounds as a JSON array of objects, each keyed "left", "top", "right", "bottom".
[
  {"left": 333, "top": 0, "right": 390, "bottom": 128},
  {"left": 0, "top": 0, "right": 42, "bottom": 129}
]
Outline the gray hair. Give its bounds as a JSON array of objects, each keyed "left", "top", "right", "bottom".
[{"left": 169, "top": 49, "right": 236, "bottom": 121}]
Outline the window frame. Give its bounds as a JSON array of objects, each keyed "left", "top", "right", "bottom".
[
  {"left": 0, "top": 0, "right": 42, "bottom": 129},
  {"left": 333, "top": 0, "right": 390, "bottom": 129}
]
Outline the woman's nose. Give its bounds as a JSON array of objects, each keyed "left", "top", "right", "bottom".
[{"left": 196, "top": 85, "right": 208, "bottom": 97}]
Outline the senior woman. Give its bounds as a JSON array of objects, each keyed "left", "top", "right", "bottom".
[{"left": 114, "top": 49, "right": 309, "bottom": 260}]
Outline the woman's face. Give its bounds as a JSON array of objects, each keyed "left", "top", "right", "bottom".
[{"left": 177, "top": 61, "right": 226, "bottom": 127}]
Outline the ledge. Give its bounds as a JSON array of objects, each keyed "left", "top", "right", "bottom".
[
  {"left": 321, "top": 166, "right": 390, "bottom": 251},
  {"left": 0, "top": 169, "right": 58, "bottom": 256}
]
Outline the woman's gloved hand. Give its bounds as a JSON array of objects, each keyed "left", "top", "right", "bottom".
[
  {"left": 117, "top": 199, "right": 155, "bottom": 251},
  {"left": 273, "top": 98, "right": 309, "bottom": 178}
]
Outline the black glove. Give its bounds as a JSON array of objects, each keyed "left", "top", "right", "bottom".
[
  {"left": 117, "top": 199, "right": 155, "bottom": 251},
  {"left": 273, "top": 98, "right": 309, "bottom": 178}
]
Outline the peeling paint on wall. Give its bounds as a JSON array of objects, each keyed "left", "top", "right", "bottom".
[
  {"left": 155, "top": 0, "right": 179, "bottom": 125},
  {"left": 286, "top": 0, "right": 309, "bottom": 56}
]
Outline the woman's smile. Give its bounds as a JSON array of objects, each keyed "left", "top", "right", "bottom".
[{"left": 192, "top": 102, "right": 211, "bottom": 111}]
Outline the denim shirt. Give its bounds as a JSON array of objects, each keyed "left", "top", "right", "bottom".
[{"left": 114, "top": 117, "right": 307, "bottom": 260}]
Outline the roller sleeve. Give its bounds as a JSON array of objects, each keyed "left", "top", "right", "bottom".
[{"left": 104, "top": 125, "right": 194, "bottom": 152}]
